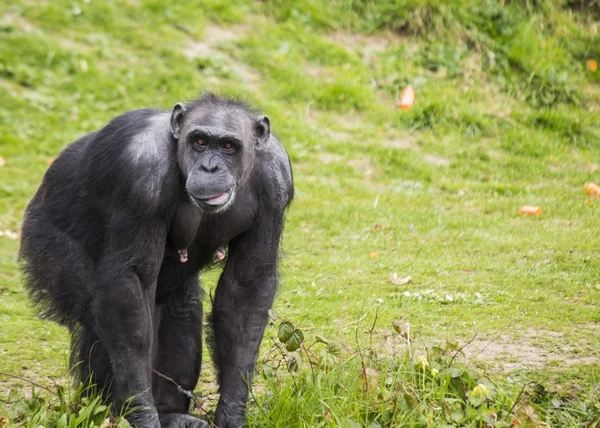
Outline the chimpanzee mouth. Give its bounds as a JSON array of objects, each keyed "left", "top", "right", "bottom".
[{"left": 195, "top": 189, "right": 233, "bottom": 207}]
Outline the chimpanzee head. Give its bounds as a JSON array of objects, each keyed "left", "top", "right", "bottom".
[{"left": 170, "top": 93, "right": 270, "bottom": 213}]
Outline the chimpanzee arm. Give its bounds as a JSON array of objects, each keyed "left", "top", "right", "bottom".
[
  {"left": 212, "top": 206, "right": 286, "bottom": 427},
  {"left": 91, "top": 208, "right": 168, "bottom": 427}
]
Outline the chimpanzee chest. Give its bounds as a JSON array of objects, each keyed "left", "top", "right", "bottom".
[{"left": 156, "top": 196, "right": 255, "bottom": 298}]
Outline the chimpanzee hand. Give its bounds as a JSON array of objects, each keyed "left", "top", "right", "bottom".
[{"left": 159, "top": 413, "right": 209, "bottom": 428}]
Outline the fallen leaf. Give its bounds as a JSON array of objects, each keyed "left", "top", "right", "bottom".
[
  {"left": 369, "top": 251, "right": 379, "bottom": 259},
  {"left": 519, "top": 206, "right": 541, "bottom": 216},
  {"left": 0, "top": 230, "right": 20, "bottom": 240},
  {"left": 397, "top": 86, "right": 415, "bottom": 111},
  {"left": 390, "top": 273, "right": 412, "bottom": 285},
  {"left": 584, "top": 182, "right": 600, "bottom": 196},
  {"left": 392, "top": 319, "right": 411, "bottom": 340},
  {"left": 589, "top": 59, "right": 597, "bottom": 72},
  {"left": 516, "top": 404, "right": 546, "bottom": 426},
  {"left": 359, "top": 367, "right": 379, "bottom": 392},
  {"left": 380, "top": 332, "right": 396, "bottom": 355}
]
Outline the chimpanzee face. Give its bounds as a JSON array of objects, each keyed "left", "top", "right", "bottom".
[{"left": 170, "top": 102, "right": 270, "bottom": 213}]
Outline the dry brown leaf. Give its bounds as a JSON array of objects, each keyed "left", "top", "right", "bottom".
[
  {"left": 359, "top": 367, "right": 379, "bottom": 393},
  {"left": 392, "top": 319, "right": 411, "bottom": 340},
  {"left": 380, "top": 332, "right": 396, "bottom": 355},
  {"left": 369, "top": 251, "right": 379, "bottom": 259},
  {"left": 516, "top": 404, "right": 546, "bottom": 426},
  {"left": 390, "top": 273, "right": 412, "bottom": 285},
  {"left": 0, "top": 230, "right": 20, "bottom": 240}
]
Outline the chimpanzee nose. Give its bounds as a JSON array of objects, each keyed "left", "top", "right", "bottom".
[{"left": 201, "top": 158, "right": 219, "bottom": 173}]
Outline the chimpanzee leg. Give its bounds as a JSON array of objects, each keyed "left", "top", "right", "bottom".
[
  {"left": 75, "top": 324, "right": 113, "bottom": 395},
  {"left": 93, "top": 269, "right": 159, "bottom": 427},
  {"left": 153, "top": 276, "right": 207, "bottom": 428},
  {"left": 211, "top": 271, "right": 277, "bottom": 427}
]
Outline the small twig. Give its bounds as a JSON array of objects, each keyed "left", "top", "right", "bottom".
[
  {"left": 152, "top": 369, "right": 207, "bottom": 416},
  {"left": 0, "top": 370, "right": 60, "bottom": 399},
  {"left": 345, "top": 311, "right": 369, "bottom": 327},
  {"left": 300, "top": 343, "right": 318, "bottom": 382},
  {"left": 367, "top": 305, "right": 380, "bottom": 361},
  {"left": 355, "top": 301, "right": 367, "bottom": 373},
  {"left": 449, "top": 333, "right": 478, "bottom": 367},
  {"left": 507, "top": 381, "right": 536, "bottom": 418},
  {"left": 268, "top": 337, "right": 299, "bottom": 389}
]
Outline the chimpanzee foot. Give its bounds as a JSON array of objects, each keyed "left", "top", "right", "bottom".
[{"left": 159, "top": 413, "right": 209, "bottom": 428}]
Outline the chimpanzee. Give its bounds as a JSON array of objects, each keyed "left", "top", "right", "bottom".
[{"left": 19, "top": 93, "right": 294, "bottom": 427}]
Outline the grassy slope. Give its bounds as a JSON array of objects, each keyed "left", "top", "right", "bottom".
[{"left": 0, "top": 0, "right": 599, "bottom": 426}]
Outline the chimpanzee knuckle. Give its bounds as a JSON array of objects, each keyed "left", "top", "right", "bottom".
[
  {"left": 159, "top": 413, "right": 209, "bottom": 428},
  {"left": 126, "top": 409, "right": 161, "bottom": 428}
]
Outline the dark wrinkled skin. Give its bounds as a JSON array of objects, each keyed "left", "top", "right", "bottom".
[{"left": 20, "top": 93, "right": 293, "bottom": 427}]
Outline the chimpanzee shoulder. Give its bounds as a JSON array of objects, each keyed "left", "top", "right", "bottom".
[
  {"left": 253, "top": 134, "right": 294, "bottom": 212},
  {"left": 82, "top": 108, "right": 181, "bottom": 214}
]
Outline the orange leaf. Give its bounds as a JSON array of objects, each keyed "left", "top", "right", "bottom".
[
  {"left": 398, "top": 86, "right": 415, "bottom": 111},
  {"left": 519, "top": 206, "right": 541, "bottom": 216},
  {"left": 589, "top": 59, "right": 597, "bottom": 72},
  {"left": 369, "top": 251, "right": 379, "bottom": 259},
  {"left": 584, "top": 182, "right": 600, "bottom": 196}
]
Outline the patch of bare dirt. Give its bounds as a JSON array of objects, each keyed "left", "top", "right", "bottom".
[
  {"left": 329, "top": 30, "right": 400, "bottom": 56},
  {"left": 318, "top": 153, "right": 343, "bottom": 164},
  {"left": 348, "top": 158, "right": 376, "bottom": 176},
  {"left": 2, "top": 12, "right": 89, "bottom": 52},
  {"left": 183, "top": 22, "right": 261, "bottom": 90},
  {"left": 327, "top": 130, "right": 353, "bottom": 142},
  {"left": 183, "top": 23, "right": 247, "bottom": 58},
  {"left": 2, "top": 12, "right": 38, "bottom": 33},
  {"left": 423, "top": 154, "right": 450, "bottom": 166},
  {"left": 463, "top": 328, "right": 600, "bottom": 371},
  {"left": 383, "top": 137, "right": 420, "bottom": 151}
]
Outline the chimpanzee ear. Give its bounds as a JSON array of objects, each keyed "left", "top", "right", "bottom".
[
  {"left": 254, "top": 115, "right": 271, "bottom": 146},
  {"left": 170, "top": 102, "right": 187, "bottom": 140}
]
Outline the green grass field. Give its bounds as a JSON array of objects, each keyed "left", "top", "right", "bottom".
[{"left": 1, "top": 0, "right": 599, "bottom": 426}]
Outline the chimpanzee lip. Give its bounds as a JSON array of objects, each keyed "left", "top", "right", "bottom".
[{"left": 195, "top": 189, "right": 232, "bottom": 206}]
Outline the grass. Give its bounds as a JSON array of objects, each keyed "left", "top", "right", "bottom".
[{"left": 1, "top": 0, "right": 599, "bottom": 426}]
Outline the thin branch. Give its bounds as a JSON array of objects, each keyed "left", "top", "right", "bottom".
[
  {"left": 152, "top": 369, "right": 207, "bottom": 416},
  {"left": 0, "top": 371, "right": 60, "bottom": 398},
  {"left": 449, "top": 333, "right": 478, "bottom": 367},
  {"left": 507, "top": 381, "right": 535, "bottom": 418}
]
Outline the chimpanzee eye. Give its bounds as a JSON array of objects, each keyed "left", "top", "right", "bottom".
[
  {"left": 196, "top": 139, "right": 205, "bottom": 146},
  {"left": 223, "top": 142, "right": 233, "bottom": 150}
]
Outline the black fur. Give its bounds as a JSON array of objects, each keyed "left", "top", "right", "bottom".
[{"left": 20, "top": 93, "right": 293, "bottom": 428}]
